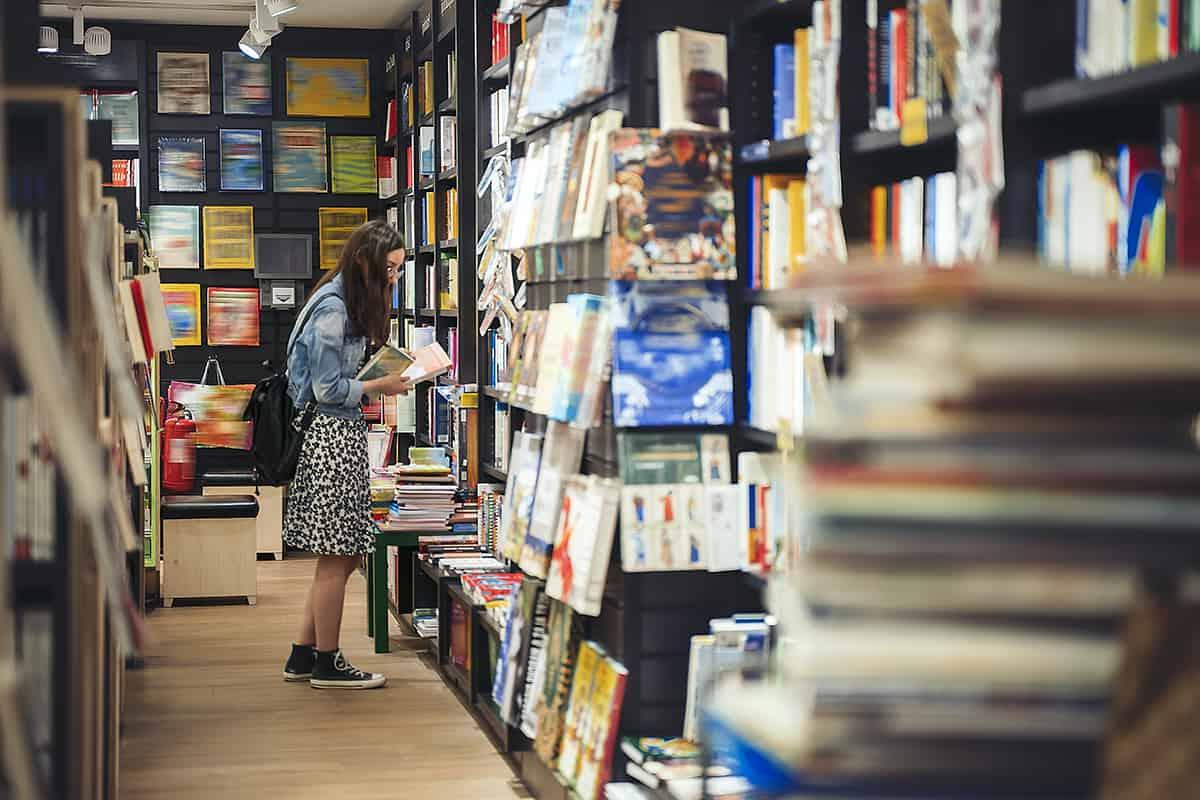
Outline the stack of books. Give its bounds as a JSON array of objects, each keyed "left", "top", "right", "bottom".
[
  {"left": 387, "top": 447, "right": 457, "bottom": 531},
  {"left": 462, "top": 571, "right": 521, "bottom": 631},
  {"left": 869, "top": 172, "right": 957, "bottom": 266},
  {"left": 706, "top": 263, "right": 1200, "bottom": 797},
  {"left": 413, "top": 607, "right": 438, "bottom": 639}
]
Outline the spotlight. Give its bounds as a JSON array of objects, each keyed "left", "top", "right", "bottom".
[
  {"left": 37, "top": 26, "right": 59, "bottom": 53},
  {"left": 251, "top": 0, "right": 283, "bottom": 40},
  {"left": 266, "top": 0, "right": 300, "bottom": 17},
  {"left": 84, "top": 27, "right": 112, "bottom": 56},
  {"left": 239, "top": 30, "right": 268, "bottom": 59}
]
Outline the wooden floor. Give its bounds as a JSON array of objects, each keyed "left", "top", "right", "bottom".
[{"left": 121, "top": 556, "right": 528, "bottom": 800}]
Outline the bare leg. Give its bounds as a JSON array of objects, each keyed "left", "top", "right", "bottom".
[
  {"left": 312, "top": 554, "right": 360, "bottom": 652},
  {"left": 295, "top": 564, "right": 318, "bottom": 647}
]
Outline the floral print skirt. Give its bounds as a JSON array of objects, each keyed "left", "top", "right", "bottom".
[{"left": 284, "top": 413, "right": 376, "bottom": 556}]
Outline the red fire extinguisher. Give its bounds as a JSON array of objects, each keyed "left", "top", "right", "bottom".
[{"left": 163, "top": 402, "right": 196, "bottom": 493}]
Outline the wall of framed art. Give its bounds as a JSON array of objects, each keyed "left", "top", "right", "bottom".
[{"left": 48, "top": 21, "right": 393, "bottom": 474}]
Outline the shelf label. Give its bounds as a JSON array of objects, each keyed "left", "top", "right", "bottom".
[{"left": 900, "top": 98, "right": 928, "bottom": 147}]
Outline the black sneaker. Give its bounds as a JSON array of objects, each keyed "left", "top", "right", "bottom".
[
  {"left": 282, "top": 643, "right": 316, "bottom": 682},
  {"left": 310, "top": 649, "right": 387, "bottom": 690}
]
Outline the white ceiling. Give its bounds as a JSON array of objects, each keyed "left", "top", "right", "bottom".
[{"left": 40, "top": 0, "right": 422, "bottom": 30}]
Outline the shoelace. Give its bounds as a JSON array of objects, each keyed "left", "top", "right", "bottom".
[{"left": 333, "top": 651, "right": 371, "bottom": 679}]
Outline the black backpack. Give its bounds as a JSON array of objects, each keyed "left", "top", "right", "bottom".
[{"left": 242, "top": 296, "right": 332, "bottom": 486}]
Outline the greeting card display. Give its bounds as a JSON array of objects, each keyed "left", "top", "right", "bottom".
[{"left": 157, "top": 52, "right": 211, "bottom": 115}]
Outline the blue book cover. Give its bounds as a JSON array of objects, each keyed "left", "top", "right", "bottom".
[
  {"left": 925, "top": 174, "right": 937, "bottom": 261},
  {"left": 612, "top": 329, "right": 733, "bottom": 426},
  {"left": 772, "top": 44, "right": 795, "bottom": 140},
  {"left": 551, "top": 293, "right": 606, "bottom": 423},
  {"left": 419, "top": 125, "right": 435, "bottom": 176}
]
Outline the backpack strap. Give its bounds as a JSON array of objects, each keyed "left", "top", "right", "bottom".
[{"left": 285, "top": 293, "right": 341, "bottom": 367}]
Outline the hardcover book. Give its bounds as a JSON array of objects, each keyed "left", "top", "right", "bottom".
[
  {"left": 608, "top": 129, "right": 736, "bottom": 280},
  {"left": 574, "top": 655, "right": 629, "bottom": 800},
  {"left": 500, "top": 431, "right": 545, "bottom": 561},
  {"left": 356, "top": 344, "right": 416, "bottom": 381},
  {"left": 533, "top": 600, "right": 584, "bottom": 767},
  {"left": 619, "top": 483, "right": 708, "bottom": 572},
  {"left": 557, "top": 640, "right": 604, "bottom": 785}
]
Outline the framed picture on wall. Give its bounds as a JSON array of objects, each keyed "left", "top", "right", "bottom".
[
  {"left": 318, "top": 207, "right": 368, "bottom": 269},
  {"left": 285, "top": 57, "right": 371, "bottom": 117},
  {"left": 273, "top": 122, "right": 327, "bottom": 192},
  {"left": 160, "top": 283, "right": 202, "bottom": 346},
  {"left": 157, "top": 52, "right": 211, "bottom": 115},
  {"left": 158, "top": 136, "right": 207, "bottom": 192},
  {"left": 147, "top": 205, "right": 201, "bottom": 268},
  {"left": 222, "top": 51, "right": 272, "bottom": 115},
  {"left": 330, "top": 136, "right": 378, "bottom": 194},
  {"left": 95, "top": 90, "right": 140, "bottom": 146},
  {"left": 219, "top": 129, "right": 264, "bottom": 191},
  {"left": 207, "top": 287, "right": 261, "bottom": 346},
  {"left": 202, "top": 206, "right": 256, "bottom": 269}
]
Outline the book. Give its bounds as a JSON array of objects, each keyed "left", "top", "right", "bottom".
[
  {"left": 545, "top": 475, "right": 621, "bottom": 616},
  {"left": 620, "top": 484, "right": 708, "bottom": 572},
  {"left": 533, "top": 600, "right": 584, "bottom": 768},
  {"left": 500, "top": 431, "right": 544, "bottom": 561},
  {"left": 608, "top": 130, "right": 736, "bottom": 281},
  {"left": 574, "top": 655, "right": 629, "bottom": 800},
  {"left": 557, "top": 640, "right": 604, "bottom": 784},
  {"left": 572, "top": 109, "right": 625, "bottom": 240},
  {"left": 618, "top": 433, "right": 729, "bottom": 485},
  {"left": 357, "top": 343, "right": 416, "bottom": 381},
  {"left": 419, "top": 126, "right": 435, "bottom": 176},
  {"left": 657, "top": 28, "right": 730, "bottom": 132},
  {"left": 772, "top": 43, "right": 795, "bottom": 139},
  {"left": 1163, "top": 103, "right": 1200, "bottom": 269},
  {"left": 440, "top": 115, "right": 457, "bottom": 171},
  {"left": 520, "top": 422, "right": 586, "bottom": 579}
]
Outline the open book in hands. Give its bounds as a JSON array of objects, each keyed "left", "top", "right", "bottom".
[{"left": 357, "top": 342, "right": 453, "bottom": 384}]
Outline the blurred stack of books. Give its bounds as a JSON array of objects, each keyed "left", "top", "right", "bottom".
[
  {"left": 386, "top": 446, "right": 458, "bottom": 531},
  {"left": 462, "top": 572, "right": 522, "bottom": 631},
  {"left": 706, "top": 264, "right": 1200, "bottom": 798}
]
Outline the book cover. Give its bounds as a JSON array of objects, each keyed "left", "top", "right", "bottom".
[
  {"left": 273, "top": 122, "right": 327, "bottom": 193},
  {"left": 419, "top": 126, "right": 435, "bottom": 176},
  {"left": 552, "top": 293, "right": 609, "bottom": 425},
  {"left": 572, "top": 110, "right": 625, "bottom": 241},
  {"left": 608, "top": 130, "right": 736, "bottom": 281},
  {"left": 520, "top": 422, "right": 586, "bottom": 579},
  {"left": 558, "top": 117, "right": 597, "bottom": 239},
  {"left": 704, "top": 485, "right": 743, "bottom": 572},
  {"left": 612, "top": 330, "right": 733, "bottom": 426},
  {"left": 574, "top": 656, "right": 629, "bottom": 800},
  {"left": 532, "top": 302, "right": 575, "bottom": 415},
  {"left": 618, "top": 432, "right": 710, "bottom": 485},
  {"left": 620, "top": 484, "right": 707, "bottom": 572},
  {"left": 158, "top": 136, "right": 206, "bottom": 193},
  {"left": 557, "top": 641, "right": 604, "bottom": 785},
  {"left": 518, "top": 588, "right": 553, "bottom": 737},
  {"left": 357, "top": 344, "right": 416, "bottom": 381},
  {"left": 440, "top": 115, "right": 457, "bottom": 171},
  {"left": 219, "top": 129, "right": 264, "bottom": 192},
  {"left": 533, "top": 600, "right": 584, "bottom": 768},
  {"left": 330, "top": 135, "right": 377, "bottom": 195},
  {"left": 546, "top": 476, "right": 621, "bottom": 617},
  {"left": 500, "top": 431, "right": 544, "bottom": 561}
]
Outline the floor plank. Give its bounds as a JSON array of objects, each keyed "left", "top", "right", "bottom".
[{"left": 121, "top": 555, "right": 527, "bottom": 800}]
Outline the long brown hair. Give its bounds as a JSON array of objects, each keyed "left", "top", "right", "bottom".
[{"left": 309, "top": 220, "right": 404, "bottom": 344}]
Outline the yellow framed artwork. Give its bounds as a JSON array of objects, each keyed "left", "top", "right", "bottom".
[
  {"left": 318, "top": 207, "right": 368, "bottom": 269},
  {"left": 160, "top": 283, "right": 202, "bottom": 346},
  {"left": 286, "top": 58, "right": 371, "bottom": 118},
  {"left": 202, "top": 206, "right": 255, "bottom": 269}
]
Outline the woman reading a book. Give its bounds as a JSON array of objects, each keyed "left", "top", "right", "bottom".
[{"left": 281, "top": 220, "right": 408, "bottom": 689}]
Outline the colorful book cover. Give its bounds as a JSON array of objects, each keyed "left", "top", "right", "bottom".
[
  {"left": 772, "top": 43, "right": 795, "bottom": 139},
  {"left": 612, "top": 328, "right": 733, "bottom": 426},
  {"left": 500, "top": 431, "right": 545, "bottom": 561},
  {"left": 206, "top": 287, "right": 260, "bottom": 346},
  {"left": 330, "top": 135, "right": 378, "bottom": 194},
  {"left": 147, "top": 205, "right": 200, "bottom": 268},
  {"left": 158, "top": 136, "right": 206, "bottom": 192},
  {"left": 574, "top": 655, "right": 629, "bottom": 800},
  {"left": 520, "top": 422, "right": 586, "bottom": 579},
  {"left": 533, "top": 600, "right": 583, "bottom": 768},
  {"left": 620, "top": 484, "right": 707, "bottom": 572},
  {"left": 273, "top": 122, "right": 327, "bottom": 193},
  {"left": 557, "top": 641, "right": 604, "bottom": 785},
  {"left": 546, "top": 476, "right": 621, "bottom": 616},
  {"left": 285, "top": 57, "right": 370, "bottom": 117},
  {"left": 551, "top": 294, "right": 609, "bottom": 425},
  {"left": 608, "top": 129, "right": 736, "bottom": 280},
  {"left": 160, "top": 283, "right": 201, "bottom": 346},
  {"left": 317, "top": 207, "right": 368, "bottom": 269},
  {"left": 202, "top": 206, "right": 255, "bottom": 269},
  {"left": 222, "top": 51, "right": 271, "bottom": 115},
  {"left": 219, "top": 129, "right": 264, "bottom": 191}
]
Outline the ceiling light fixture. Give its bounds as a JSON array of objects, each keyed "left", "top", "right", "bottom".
[
  {"left": 238, "top": 30, "right": 268, "bottom": 59},
  {"left": 266, "top": 0, "right": 301, "bottom": 18},
  {"left": 84, "top": 26, "right": 112, "bottom": 56},
  {"left": 37, "top": 26, "right": 59, "bottom": 53}
]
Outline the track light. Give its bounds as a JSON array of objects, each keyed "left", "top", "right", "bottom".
[
  {"left": 266, "top": 0, "right": 300, "bottom": 17},
  {"left": 239, "top": 30, "right": 268, "bottom": 59},
  {"left": 84, "top": 26, "right": 112, "bottom": 56},
  {"left": 38, "top": 26, "right": 59, "bottom": 53}
]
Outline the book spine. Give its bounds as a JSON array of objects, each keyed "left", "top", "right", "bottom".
[
  {"left": 892, "top": 9, "right": 908, "bottom": 127},
  {"left": 906, "top": 0, "right": 918, "bottom": 102},
  {"left": 878, "top": 5, "right": 892, "bottom": 128},
  {"left": 868, "top": 0, "right": 879, "bottom": 129},
  {"left": 772, "top": 45, "right": 796, "bottom": 140}
]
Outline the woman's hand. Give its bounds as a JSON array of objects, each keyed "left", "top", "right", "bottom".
[{"left": 365, "top": 373, "right": 411, "bottom": 397}]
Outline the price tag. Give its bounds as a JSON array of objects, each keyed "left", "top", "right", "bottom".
[{"left": 900, "top": 98, "right": 928, "bottom": 146}]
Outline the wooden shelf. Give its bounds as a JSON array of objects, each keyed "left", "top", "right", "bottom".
[{"left": 1023, "top": 53, "right": 1200, "bottom": 116}]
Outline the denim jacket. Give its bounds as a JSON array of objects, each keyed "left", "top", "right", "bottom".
[{"left": 286, "top": 274, "right": 366, "bottom": 420}]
